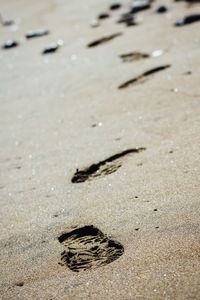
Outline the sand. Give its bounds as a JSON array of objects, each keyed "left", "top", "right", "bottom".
[{"left": 0, "top": 0, "right": 200, "bottom": 299}]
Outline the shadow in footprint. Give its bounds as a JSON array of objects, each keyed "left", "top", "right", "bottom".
[
  {"left": 2, "top": 40, "right": 19, "bottom": 49},
  {"left": 120, "top": 51, "right": 150, "bottom": 62},
  {"left": 71, "top": 147, "right": 146, "bottom": 183},
  {"left": 116, "top": 0, "right": 151, "bottom": 26},
  {"left": 87, "top": 32, "right": 122, "bottom": 48},
  {"left": 118, "top": 65, "right": 171, "bottom": 89},
  {"left": 25, "top": 29, "right": 49, "bottom": 39},
  {"left": 58, "top": 225, "right": 124, "bottom": 272},
  {"left": 175, "top": 14, "right": 200, "bottom": 26}
]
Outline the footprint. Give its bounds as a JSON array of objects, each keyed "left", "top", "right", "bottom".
[
  {"left": 109, "top": 3, "right": 122, "bottom": 11},
  {"left": 118, "top": 64, "right": 171, "bottom": 89},
  {"left": 175, "top": 0, "right": 200, "bottom": 2},
  {"left": 130, "top": 0, "right": 151, "bottom": 14},
  {"left": 42, "top": 40, "right": 63, "bottom": 54},
  {"left": 117, "top": 0, "right": 151, "bottom": 26},
  {"left": 120, "top": 51, "right": 150, "bottom": 62},
  {"left": 98, "top": 13, "right": 110, "bottom": 20},
  {"left": 25, "top": 29, "right": 49, "bottom": 39},
  {"left": 58, "top": 225, "right": 124, "bottom": 272},
  {"left": 117, "top": 13, "right": 136, "bottom": 26},
  {"left": 156, "top": 5, "right": 168, "bottom": 13},
  {"left": 87, "top": 32, "right": 122, "bottom": 48},
  {"left": 71, "top": 147, "right": 146, "bottom": 183},
  {"left": 175, "top": 14, "right": 200, "bottom": 26},
  {"left": 2, "top": 40, "right": 19, "bottom": 49},
  {"left": 42, "top": 43, "right": 59, "bottom": 54}
]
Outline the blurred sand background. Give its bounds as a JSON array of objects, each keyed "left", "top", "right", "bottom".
[{"left": 0, "top": 0, "right": 200, "bottom": 299}]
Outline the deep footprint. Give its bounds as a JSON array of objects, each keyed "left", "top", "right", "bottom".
[
  {"left": 58, "top": 225, "right": 124, "bottom": 272},
  {"left": 118, "top": 65, "right": 171, "bottom": 89},
  {"left": 87, "top": 33, "right": 122, "bottom": 48},
  {"left": 71, "top": 147, "right": 146, "bottom": 183}
]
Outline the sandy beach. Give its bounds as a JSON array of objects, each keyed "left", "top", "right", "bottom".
[{"left": 0, "top": 0, "right": 200, "bottom": 299}]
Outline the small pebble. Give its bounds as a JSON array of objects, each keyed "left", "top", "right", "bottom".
[
  {"left": 90, "top": 19, "right": 99, "bottom": 28},
  {"left": 57, "top": 39, "right": 64, "bottom": 46},
  {"left": 171, "top": 88, "right": 178, "bottom": 93},
  {"left": 151, "top": 49, "right": 163, "bottom": 57}
]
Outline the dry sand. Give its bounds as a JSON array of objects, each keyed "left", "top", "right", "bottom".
[{"left": 0, "top": 0, "right": 200, "bottom": 299}]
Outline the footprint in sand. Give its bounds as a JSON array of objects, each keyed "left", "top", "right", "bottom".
[
  {"left": 87, "top": 32, "right": 122, "bottom": 48},
  {"left": 58, "top": 225, "right": 124, "bottom": 272},
  {"left": 71, "top": 147, "right": 146, "bottom": 183},
  {"left": 118, "top": 65, "right": 171, "bottom": 89}
]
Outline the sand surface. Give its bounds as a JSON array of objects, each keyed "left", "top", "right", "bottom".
[{"left": 0, "top": 0, "right": 200, "bottom": 299}]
